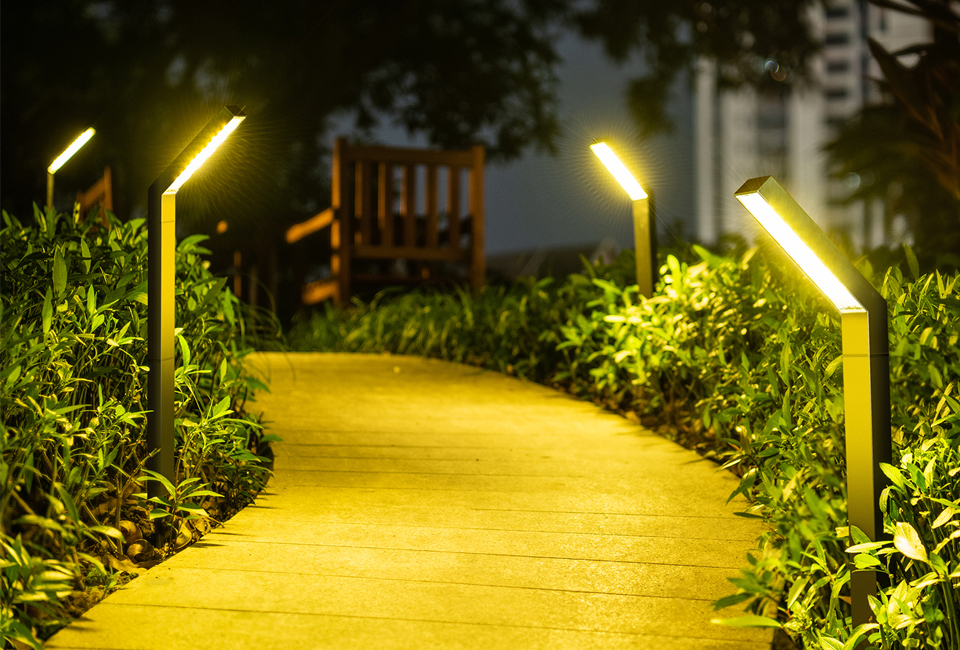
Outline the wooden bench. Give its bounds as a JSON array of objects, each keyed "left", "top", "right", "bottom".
[
  {"left": 286, "top": 138, "right": 485, "bottom": 305},
  {"left": 76, "top": 166, "right": 113, "bottom": 225}
]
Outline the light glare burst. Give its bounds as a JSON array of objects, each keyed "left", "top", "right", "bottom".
[
  {"left": 736, "top": 192, "right": 862, "bottom": 312},
  {"left": 165, "top": 116, "right": 245, "bottom": 194},
  {"left": 590, "top": 142, "right": 647, "bottom": 200}
]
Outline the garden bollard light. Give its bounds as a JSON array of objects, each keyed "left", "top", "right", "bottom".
[
  {"left": 147, "top": 106, "right": 245, "bottom": 497},
  {"left": 47, "top": 128, "right": 96, "bottom": 211},
  {"left": 590, "top": 142, "right": 657, "bottom": 297},
  {"left": 735, "top": 175, "right": 891, "bottom": 629}
]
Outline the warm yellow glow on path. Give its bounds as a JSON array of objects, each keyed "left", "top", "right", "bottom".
[{"left": 48, "top": 354, "right": 771, "bottom": 648}]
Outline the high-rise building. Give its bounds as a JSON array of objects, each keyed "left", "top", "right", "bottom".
[{"left": 694, "top": 0, "right": 930, "bottom": 249}]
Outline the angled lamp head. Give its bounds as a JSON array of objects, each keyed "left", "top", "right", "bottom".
[
  {"left": 152, "top": 106, "right": 246, "bottom": 197},
  {"left": 591, "top": 142, "right": 647, "bottom": 200},
  {"left": 145, "top": 104, "right": 247, "bottom": 495},
  {"left": 48, "top": 128, "right": 96, "bottom": 174},
  {"left": 735, "top": 176, "right": 892, "bottom": 629},
  {"left": 734, "top": 176, "right": 885, "bottom": 314},
  {"left": 165, "top": 110, "right": 245, "bottom": 194}
]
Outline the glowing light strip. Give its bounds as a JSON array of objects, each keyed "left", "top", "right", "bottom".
[
  {"left": 590, "top": 142, "right": 647, "bottom": 200},
  {"left": 48, "top": 128, "right": 96, "bottom": 174},
  {"left": 737, "top": 192, "right": 862, "bottom": 312},
  {"left": 164, "top": 116, "right": 245, "bottom": 194}
]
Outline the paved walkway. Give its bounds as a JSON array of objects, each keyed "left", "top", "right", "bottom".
[{"left": 48, "top": 352, "right": 771, "bottom": 649}]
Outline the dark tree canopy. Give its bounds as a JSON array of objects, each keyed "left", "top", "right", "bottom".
[
  {"left": 2, "top": 0, "right": 822, "bottom": 236},
  {"left": 826, "top": 0, "right": 960, "bottom": 265},
  {"left": 2, "top": 0, "right": 564, "bottom": 233},
  {"left": 571, "top": 0, "right": 822, "bottom": 136}
]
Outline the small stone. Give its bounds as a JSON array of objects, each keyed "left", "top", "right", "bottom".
[{"left": 119, "top": 520, "right": 142, "bottom": 545}]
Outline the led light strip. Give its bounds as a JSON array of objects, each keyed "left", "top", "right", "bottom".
[
  {"left": 737, "top": 192, "right": 862, "bottom": 312},
  {"left": 590, "top": 142, "right": 647, "bottom": 200},
  {"left": 165, "top": 116, "right": 245, "bottom": 194},
  {"left": 48, "top": 128, "right": 96, "bottom": 174}
]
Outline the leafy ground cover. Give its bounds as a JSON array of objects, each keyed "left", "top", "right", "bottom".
[
  {"left": 288, "top": 244, "right": 960, "bottom": 649},
  {"left": 1, "top": 206, "right": 276, "bottom": 648}
]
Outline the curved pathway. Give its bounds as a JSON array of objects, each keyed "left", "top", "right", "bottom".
[{"left": 48, "top": 352, "right": 771, "bottom": 649}]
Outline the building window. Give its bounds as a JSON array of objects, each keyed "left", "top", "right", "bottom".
[
  {"left": 824, "top": 32, "right": 851, "bottom": 46},
  {"left": 825, "top": 88, "right": 850, "bottom": 100},
  {"left": 759, "top": 113, "right": 786, "bottom": 129},
  {"left": 826, "top": 60, "right": 851, "bottom": 73},
  {"left": 825, "top": 116, "right": 848, "bottom": 130},
  {"left": 825, "top": 6, "right": 850, "bottom": 19}
]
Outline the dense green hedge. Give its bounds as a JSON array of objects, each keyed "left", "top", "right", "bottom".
[
  {"left": 1, "top": 207, "right": 275, "bottom": 648},
  {"left": 288, "top": 245, "right": 960, "bottom": 648}
]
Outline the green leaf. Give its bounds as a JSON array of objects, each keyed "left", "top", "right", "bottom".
[
  {"left": 3, "top": 364, "right": 22, "bottom": 387},
  {"left": 42, "top": 288, "right": 53, "bottom": 334},
  {"left": 786, "top": 577, "right": 808, "bottom": 609},
  {"left": 849, "top": 526, "right": 872, "bottom": 545},
  {"left": 894, "top": 522, "right": 928, "bottom": 562},
  {"left": 178, "top": 234, "right": 209, "bottom": 250},
  {"left": 210, "top": 395, "right": 232, "bottom": 419},
  {"left": 846, "top": 541, "right": 886, "bottom": 554},
  {"left": 903, "top": 243, "right": 919, "bottom": 279},
  {"left": 89, "top": 525, "right": 123, "bottom": 539},
  {"left": 818, "top": 638, "right": 844, "bottom": 650},
  {"left": 824, "top": 355, "right": 843, "bottom": 378},
  {"left": 185, "top": 489, "right": 223, "bottom": 499},
  {"left": 221, "top": 291, "right": 235, "bottom": 324},
  {"left": 879, "top": 463, "right": 905, "bottom": 490},
  {"left": 712, "top": 592, "right": 752, "bottom": 610},
  {"left": 932, "top": 507, "right": 956, "bottom": 529},
  {"left": 53, "top": 484, "right": 80, "bottom": 524},
  {"left": 141, "top": 469, "right": 177, "bottom": 498},
  {"left": 81, "top": 238, "right": 91, "bottom": 273},
  {"left": 177, "top": 334, "right": 191, "bottom": 368},
  {"left": 53, "top": 246, "right": 67, "bottom": 296},
  {"left": 244, "top": 377, "right": 270, "bottom": 392},
  {"left": 128, "top": 290, "right": 148, "bottom": 305},
  {"left": 853, "top": 553, "right": 882, "bottom": 569}
]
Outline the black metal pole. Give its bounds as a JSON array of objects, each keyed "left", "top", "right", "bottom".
[{"left": 145, "top": 106, "right": 245, "bottom": 497}]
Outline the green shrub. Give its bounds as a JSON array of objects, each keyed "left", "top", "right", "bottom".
[
  {"left": 287, "top": 244, "right": 959, "bottom": 649},
  {"left": 287, "top": 253, "right": 634, "bottom": 382},
  {"left": 1, "top": 206, "right": 275, "bottom": 647}
]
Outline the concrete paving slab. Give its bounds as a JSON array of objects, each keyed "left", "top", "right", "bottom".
[
  {"left": 167, "top": 539, "right": 742, "bottom": 600},
  {"left": 48, "top": 353, "right": 772, "bottom": 649},
  {"left": 47, "top": 603, "right": 770, "bottom": 650},
  {"left": 196, "top": 500, "right": 761, "bottom": 540},
  {"left": 193, "top": 516, "right": 749, "bottom": 567}
]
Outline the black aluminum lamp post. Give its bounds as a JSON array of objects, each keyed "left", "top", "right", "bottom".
[
  {"left": 146, "top": 106, "right": 246, "bottom": 494},
  {"left": 735, "top": 176, "right": 891, "bottom": 628},
  {"left": 590, "top": 142, "right": 657, "bottom": 297}
]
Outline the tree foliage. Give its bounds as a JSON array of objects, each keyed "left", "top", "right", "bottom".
[
  {"left": 570, "top": 0, "right": 822, "bottom": 136},
  {"left": 1, "top": 0, "right": 564, "bottom": 232},
  {"left": 826, "top": 0, "right": 960, "bottom": 266},
  {"left": 1, "top": 0, "right": 825, "bottom": 235}
]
